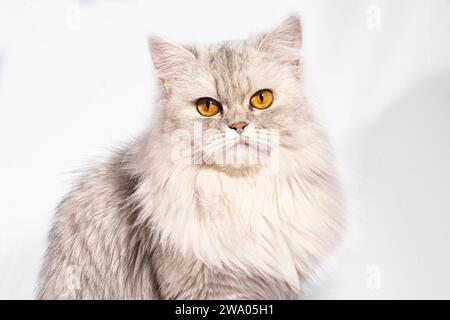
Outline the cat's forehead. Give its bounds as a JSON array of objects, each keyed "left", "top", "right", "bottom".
[
  {"left": 194, "top": 41, "right": 258, "bottom": 105},
  {"left": 207, "top": 41, "right": 251, "bottom": 65}
]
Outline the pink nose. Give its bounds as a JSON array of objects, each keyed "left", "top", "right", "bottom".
[{"left": 229, "top": 122, "right": 247, "bottom": 133}]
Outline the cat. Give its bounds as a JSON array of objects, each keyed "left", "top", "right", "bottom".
[{"left": 37, "top": 14, "right": 345, "bottom": 299}]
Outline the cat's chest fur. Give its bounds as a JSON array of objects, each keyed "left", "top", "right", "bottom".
[{"left": 142, "top": 160, "right": 342, "bottom": 297}]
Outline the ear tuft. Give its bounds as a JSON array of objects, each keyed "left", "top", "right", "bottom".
[
  {"left": 257, "top": 14, "right": 302, "bottom": 63},
  {"left": 149, "top": 35, "right": 195, "bottom": 82}
]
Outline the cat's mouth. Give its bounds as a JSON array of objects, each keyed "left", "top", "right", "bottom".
[
  {"left": 236, "top": 136, "right": 266, "bottom": 150},
  {"left": 228, "top": 137, "right": 257, "bottom": 152},
  {"left": 237, "top": 138, "right": 251, "bottom": 147},
  {"left": 196, "top": 131, "right": 277, "bottom": 169}
]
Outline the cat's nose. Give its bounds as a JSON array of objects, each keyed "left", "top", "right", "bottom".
[{"left": 228, "top": 122, "right": 248, "bottom": 134}]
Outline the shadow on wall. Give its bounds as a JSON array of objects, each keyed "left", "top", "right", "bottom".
[{"left": 357, "top": 71, "right": 450, "bottom": 298}]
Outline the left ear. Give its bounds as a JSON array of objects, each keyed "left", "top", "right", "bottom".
[
  {"left": 256, "top": 14, "right": 302, "bottom": 65},
  {"left": 149, "top": 35, "right": 196, "bottom": 85}
]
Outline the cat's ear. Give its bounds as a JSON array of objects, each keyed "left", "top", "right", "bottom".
[
  {"left": 256, "top": 14, "right": 302, "bottom": 64},
  {"left": 149, "top": 35, "right": 196, "bottom": 84}
]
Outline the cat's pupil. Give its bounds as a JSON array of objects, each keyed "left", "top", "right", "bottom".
[
  {"left": 205, "top": 100, "right": 210, "bottom": 109},
  {"left": 259, "top": 92, "right": 264, "bottom": 102}
]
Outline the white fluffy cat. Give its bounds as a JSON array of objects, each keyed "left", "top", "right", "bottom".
[{"left": 38, "top": 15, "right": 345, "bottom": 299}]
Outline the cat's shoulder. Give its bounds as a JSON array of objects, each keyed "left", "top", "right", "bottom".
[{"left": 53, "top": 151, "right": 137, "bottom": 231}]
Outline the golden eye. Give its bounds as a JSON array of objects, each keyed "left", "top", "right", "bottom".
[
  {"left": 196, "top": 97, "right": 221, "bottom": 117},
  {"left": 250, "top": 89, "right": 273, "bottom": 110}
]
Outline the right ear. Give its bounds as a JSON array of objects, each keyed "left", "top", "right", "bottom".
[
  {"left": 255, "top": 15, "right": 302, "bottom": 65},
  {"left": 149, "top": 35, "right": 196, "bottom": 84}
]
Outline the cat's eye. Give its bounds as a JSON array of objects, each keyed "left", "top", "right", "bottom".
[
  {"left": 196, "top": 97, "right": 221, "bottom": 117},
  {"left": 250, "top": 89, "right": 273, "bottom": 110}
]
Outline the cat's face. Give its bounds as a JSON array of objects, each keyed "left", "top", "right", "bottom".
[{"left": 150, "top": 16, "right": 305, "bottom": 170}]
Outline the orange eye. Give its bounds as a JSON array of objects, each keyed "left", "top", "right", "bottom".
[
  {"left": 196, "top": 97, "right": 221, "bottom": 117},
  {"left": 250, "top": 89, "right": 273, "bottom": 110}
]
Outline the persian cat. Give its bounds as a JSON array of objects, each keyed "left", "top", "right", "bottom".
[{"left": 38, "top": 15, "right": 344, "bottom": 299}]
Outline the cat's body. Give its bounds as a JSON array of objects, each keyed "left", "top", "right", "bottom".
[{"left": 38, "top": 15, "right": 344, "bottom": 299}]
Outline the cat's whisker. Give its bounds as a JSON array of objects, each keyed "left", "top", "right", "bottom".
[{"left": 200, "top": 138, "right": 241, "bottom": 166}]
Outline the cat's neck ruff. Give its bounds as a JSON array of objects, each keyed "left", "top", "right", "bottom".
[{"left": 135, "top": 138, "right": 344, "bottom": 292}]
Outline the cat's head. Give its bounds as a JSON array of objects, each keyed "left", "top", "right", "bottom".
[{"left": 149, "top": 15, "right": 308, "bottom": 172}]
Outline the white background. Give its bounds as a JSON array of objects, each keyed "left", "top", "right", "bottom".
[{"left": 1, "top": 0, "right": 449, "bottom": 299}]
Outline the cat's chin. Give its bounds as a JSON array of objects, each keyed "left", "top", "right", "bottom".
[
  {"left": 202, "top": 163, "right": 264, "bottom": 176},
  {"left": 199, "top": 154, "right": 276, "bottom": 176},
  {"left": 197, "top": 143, "right": 277, "bottom": 175}
]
